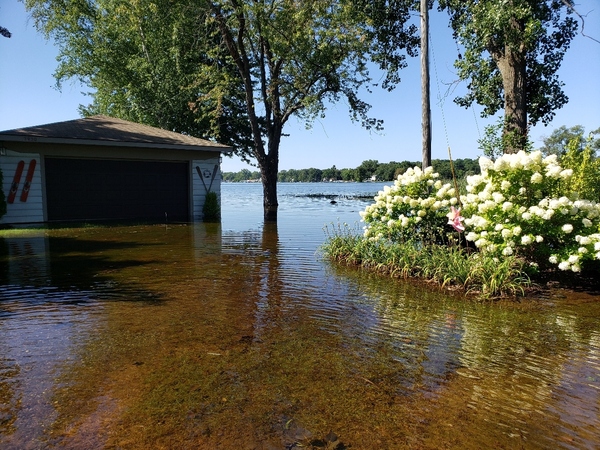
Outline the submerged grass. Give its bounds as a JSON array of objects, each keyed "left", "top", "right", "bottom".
[
  {"left": 321, "top": 223, "right": 530, "bottom": 299},
  {"left": 0, "top": 227, "right": 48, "bottom": 237}
]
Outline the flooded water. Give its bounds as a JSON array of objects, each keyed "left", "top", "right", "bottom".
[{"left": 1, "top": 182, "right": 599, "bottom": 449}]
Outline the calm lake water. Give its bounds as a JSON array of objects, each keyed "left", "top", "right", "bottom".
[{"left": 1, "top": 182, "right": 599, "bottom": 449}]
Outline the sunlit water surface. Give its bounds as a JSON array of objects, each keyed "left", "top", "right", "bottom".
[{"left": 0, "top": 182, "right": 599, "bottom": 449}]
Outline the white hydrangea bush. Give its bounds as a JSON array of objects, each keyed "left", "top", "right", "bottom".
[
  {"left": 463, "top": 150, "right": 600, "bottom": 272},
  {"left": 360, "top": 166, "right": 459, "bottom": 243}
]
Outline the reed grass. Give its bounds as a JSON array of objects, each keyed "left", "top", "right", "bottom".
[{"left": 321, "top": 223, "right": 530, "bottom": 299}]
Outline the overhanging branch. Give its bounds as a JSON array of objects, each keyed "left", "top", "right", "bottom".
[{"left": 560, "top": 0, "right": 600, "bottom": 44}]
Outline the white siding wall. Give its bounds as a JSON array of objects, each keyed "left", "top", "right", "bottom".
[
  {"left": 0, "top": 153, "right": 224, "bottom": 224},
  {"left": 191, "top": 158, "right": 222, "bottom": 221},
  {"left": 0, "top": 151, "right": 44, "bottom": 224}
]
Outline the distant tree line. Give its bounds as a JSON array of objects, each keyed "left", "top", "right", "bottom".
[
  {"left": 222, "top": 158, "right": 480, "bottom": 183},
  {"left": 223, "top": 125, "right": 600, "bottom": 183}
]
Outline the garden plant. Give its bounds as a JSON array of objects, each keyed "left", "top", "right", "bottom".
[
  {"left": 323, "top": 142, "right": 600, "bottom": 298},
  {"left": 202, "top": 191, "right": 221, "bottom": 222}
]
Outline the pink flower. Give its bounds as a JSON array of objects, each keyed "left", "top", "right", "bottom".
[{"left": 447, "top": 206, "right": 465, "bottom": 232}]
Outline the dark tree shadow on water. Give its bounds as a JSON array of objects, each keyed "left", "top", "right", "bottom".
[
  {"left": 47, "top": 236, "right": 157, "bottom": 288},
  {"left": 0, "top": 235, "right": 164, "bottom": 306}
]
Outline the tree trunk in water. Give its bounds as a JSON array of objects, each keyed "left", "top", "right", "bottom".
[
  {"left": 496, "top": 46, "right": 528, "bottom": 154},
  {"left": 261, "top": 161, "right": 278, "bottom": 222},
  {"left": 260, "top": 134, "right": 280, "bottom": 222},
  {"left": 210, "top": 2, "right": 283, "bottom": 222}
]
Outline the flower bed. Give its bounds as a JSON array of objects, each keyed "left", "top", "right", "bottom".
[{"left": 324, "top": 149, "right": 600, "bottom": 298}]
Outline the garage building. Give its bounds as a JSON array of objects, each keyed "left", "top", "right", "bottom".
[{"left": 0, "top": 115, "right": 231, "bottom": 224}]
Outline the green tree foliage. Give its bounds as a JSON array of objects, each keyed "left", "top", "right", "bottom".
[
  {"left": 321, "top": 166, "right": 342, "bottom": 181},
  {"left": 340, "top": 168, "right": 356, "bottom": 181},
  {"left": 25, "top": 0, "right": 418, "bottom": 222},
  {"left": 25, "top": 0, "right": 253, "bottom": 156},
  {"left": 355, "top": 159, "right": 380, "bottom": 181},
  {"left": 375, "top": 162, "right": 401, "bottom": 181},
  {"left": 222, "top": 168, "right": 261, "bottom": 182},
  {"left": 226, "top": 158, "right": 479, "bottom": 182},
  {"left": 351, "top": 0, "right": 419, "bottom": 90},
  {"left": 439, "top": 0, "right": 578, "bottom": 152},
  {"left": 432, "top": 158, "right": 479, "bottom": 179},
  {"left": 478, "top": 120, "right": 506, "bottom": 160},
  {"left": 277, "top": 169, "right": 297, "bottom": 182},
  {"left": 278, "top": 168, "right": 323, "bottom": 182},
  {"left": 559, "top": 136, "right": 600, "bottom": 202},
  {"left": 540, "top": 125, "right": 600, "bottom": 156},
  {"left": 478, "top": 117, "right": 534, "bottom": 160},
  {"left": 208, "top": 0, "right": 418, "bottom": 220}
]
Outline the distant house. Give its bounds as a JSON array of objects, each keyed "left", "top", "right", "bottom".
[{"left": 0, "top": 115, "right": 231, "bottom": 225}]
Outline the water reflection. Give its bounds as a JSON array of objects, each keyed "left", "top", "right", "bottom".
[
  {"left": 0, "top": 230, "right": 167, "bottom": 449},
  {"left": 0, "top": 184, "right": 598, "bottom": 448},
  {"left": 250, "top": 222, "right": 282, "bottom": 341},
  {"left": 317, "top": 262, "right": 600, "bottom": 448}
]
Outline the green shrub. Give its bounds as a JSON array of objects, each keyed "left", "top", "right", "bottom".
[
  {"left": 559, "top": 136, "right": 600, "bottom": 202},
  {"left": 326, "top": 147, "right": 600, "bottom": 300},
  {"left": 462, "top": 150, "right": 600, "bottom": 272},
  {"left": 202, "top": 191, "right": 220, "bottom": 222},
  {"left": 321, "top": 223, "right": 529, "bottom": 299},
  {"left": 359, "top": 166, "right": 459, "bottom": 245}
]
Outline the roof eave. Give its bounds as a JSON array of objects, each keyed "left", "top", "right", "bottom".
[{"left": 0, "top": 135, "right": 233, "bottom": 154}]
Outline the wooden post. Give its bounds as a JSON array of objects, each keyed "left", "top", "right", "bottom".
[{"left": 421, "top": 0, "right": 431, "bottom": 169}]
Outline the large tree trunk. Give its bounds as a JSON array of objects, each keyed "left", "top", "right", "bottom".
[
  {"left": 494, "top": 37, "right": 528, "bottom": 154},
  {"left": 261, "top": 156, "right": 279, "bottom": 221},
  {"left": 260, "top": 129, "right": 281, "bottom": 222}
]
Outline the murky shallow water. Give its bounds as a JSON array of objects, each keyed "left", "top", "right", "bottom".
[{"left": 1, "top": 183, "right": 599, "bottom": 449}]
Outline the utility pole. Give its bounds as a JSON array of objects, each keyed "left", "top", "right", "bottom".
[{"left": 421, "top": 0, "right": 431, "bottom": 169}]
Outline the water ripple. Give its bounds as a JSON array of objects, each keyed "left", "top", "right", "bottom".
[{"left": 0, "top": 183, "right": 598, "bottom": 448}]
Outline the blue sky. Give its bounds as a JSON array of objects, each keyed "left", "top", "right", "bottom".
[{"left": 1, "top": 0, "right": 599, "bottom": 173}]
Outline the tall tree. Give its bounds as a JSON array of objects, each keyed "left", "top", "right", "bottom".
[
  {"left": 25, "top": 0, "right": 254, "bottom": 158},
  {"left": 25, "top": 0, "right": 418, "bottom": 221},
  {"left": 208, "top": 0, "right": 417, "bottom": 220},
  {"left": 439, "top": 0, "right": 578, "bottom": 153},
  {"left": 540, "top": 125, "right": 600, "bottom": 156}
]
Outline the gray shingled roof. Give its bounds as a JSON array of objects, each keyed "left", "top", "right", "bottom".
[{"left": 0, "top": 115, "right": 232, "bottom": 153}]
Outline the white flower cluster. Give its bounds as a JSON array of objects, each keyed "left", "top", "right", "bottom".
[
  {"left": 359, "top": 150, "right": 600, "bottom": 272},
  {"left": 360, "top": 166, "right": 457, "bottom": 242},
  {"left": 463, "top": 150, "right": 600, "bottom": 271},
  {"left": 547, "top": 233, "right": 600, "bottom": 272}
]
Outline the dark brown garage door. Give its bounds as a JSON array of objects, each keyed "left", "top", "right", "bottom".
[{"left": 45, "top": 158, "right": 189, "bottom": 222}]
